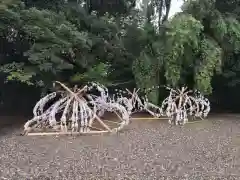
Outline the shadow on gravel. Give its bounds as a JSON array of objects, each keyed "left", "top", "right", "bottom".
[{"left": 0, "top": 116, "right": 28, "bottom": 136}]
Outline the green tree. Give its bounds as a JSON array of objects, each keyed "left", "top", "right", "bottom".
[
  {"left": 162, "top": 0, "right": 240, "bottom": 94},
  {"left": 0, "top": 0, "right": 136, "bottom": 88}
]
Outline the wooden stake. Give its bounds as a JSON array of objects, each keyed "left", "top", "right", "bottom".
[
  {"left": 95, "top": 115, "right": 112, "bottom": 132},
  {"left": 113, "top": 110, "right": 124, "bottom": 122}
]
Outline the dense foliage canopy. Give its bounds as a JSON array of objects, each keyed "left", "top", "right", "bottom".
[{"left": 1, "top": 0, "right": 240, "bottom": 113}]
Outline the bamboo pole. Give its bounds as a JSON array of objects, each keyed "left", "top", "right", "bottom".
[
  {"left": 103, "top": 119, "right": 122, "bottom": 124},
  {"left": 94, "top": 115, "right": 112, "bottom": 132},
  {"left": 26, "top": 131, "right": 109, "bottom": 136},
  {"left": 186, "top": 120, "right": 204, "bottom": 124},
  {"left": 89, "top": 126, "right": 105, "bottom": 131},
  {"left": 131, "top": 117, "right": 168, "bottom": 120}
]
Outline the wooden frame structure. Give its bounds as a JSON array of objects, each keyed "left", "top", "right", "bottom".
[
  {"left": 23, "top": 81, "right": 130, "bottom": 136},
  {"left": 23, "top": 82, "right": 210, "bottom": 136}
]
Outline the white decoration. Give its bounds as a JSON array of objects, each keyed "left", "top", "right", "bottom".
[
  {"left": 23, "top": 82, "right": 211, "bottom": 136},
  {"left": 161, "top": 87, "right": 210, "bottom": 125},
  {"left": 23, "top": 81, "right": 129, "bottom": 135}
]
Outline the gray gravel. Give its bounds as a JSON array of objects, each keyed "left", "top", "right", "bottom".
[{"left": 0, "top": 115, "right": 240, "bottom": 180}]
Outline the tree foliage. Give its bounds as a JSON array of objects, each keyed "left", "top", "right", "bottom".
[{"left": 1, "top": 0, "right": 240, "bottom": 112}]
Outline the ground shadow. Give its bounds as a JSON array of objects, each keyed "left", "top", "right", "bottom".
[{"left": 0, "top": 116, "right": 28, "bottom": 136}]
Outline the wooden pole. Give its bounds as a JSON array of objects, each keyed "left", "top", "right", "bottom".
[
  {"left": 26, "top": 131, "right": 109, "bottom": 136},
  {"left": 131, "top": 117, "right": 168, "bottom": 120},
  {"left": 94, "top": 115, "right": 112, "bottom": 132}
]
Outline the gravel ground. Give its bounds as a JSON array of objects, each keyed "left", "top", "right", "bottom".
[{"left": 0, "top": 115, "right": 240, "bottom": 180}]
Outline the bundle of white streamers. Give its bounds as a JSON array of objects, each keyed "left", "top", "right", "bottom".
[
  {"left": 23, "top": 81, "right": 129, "bottom": 134},
  {"left": 24, "top": 82, "right": 211, "bottom": 135},
  {"left": 110, "top": 86, "right": 210, "bottom": 125},
  {"left": 111, "top": 88, "right": 162, "bottom": 117},
  {"left": 161, "top": 87, "right": 210, "bottom": 125}
]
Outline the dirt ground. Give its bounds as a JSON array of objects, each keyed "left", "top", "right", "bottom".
[{"left": 0, "top": 114, "right": 240, "bottom": 180}]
